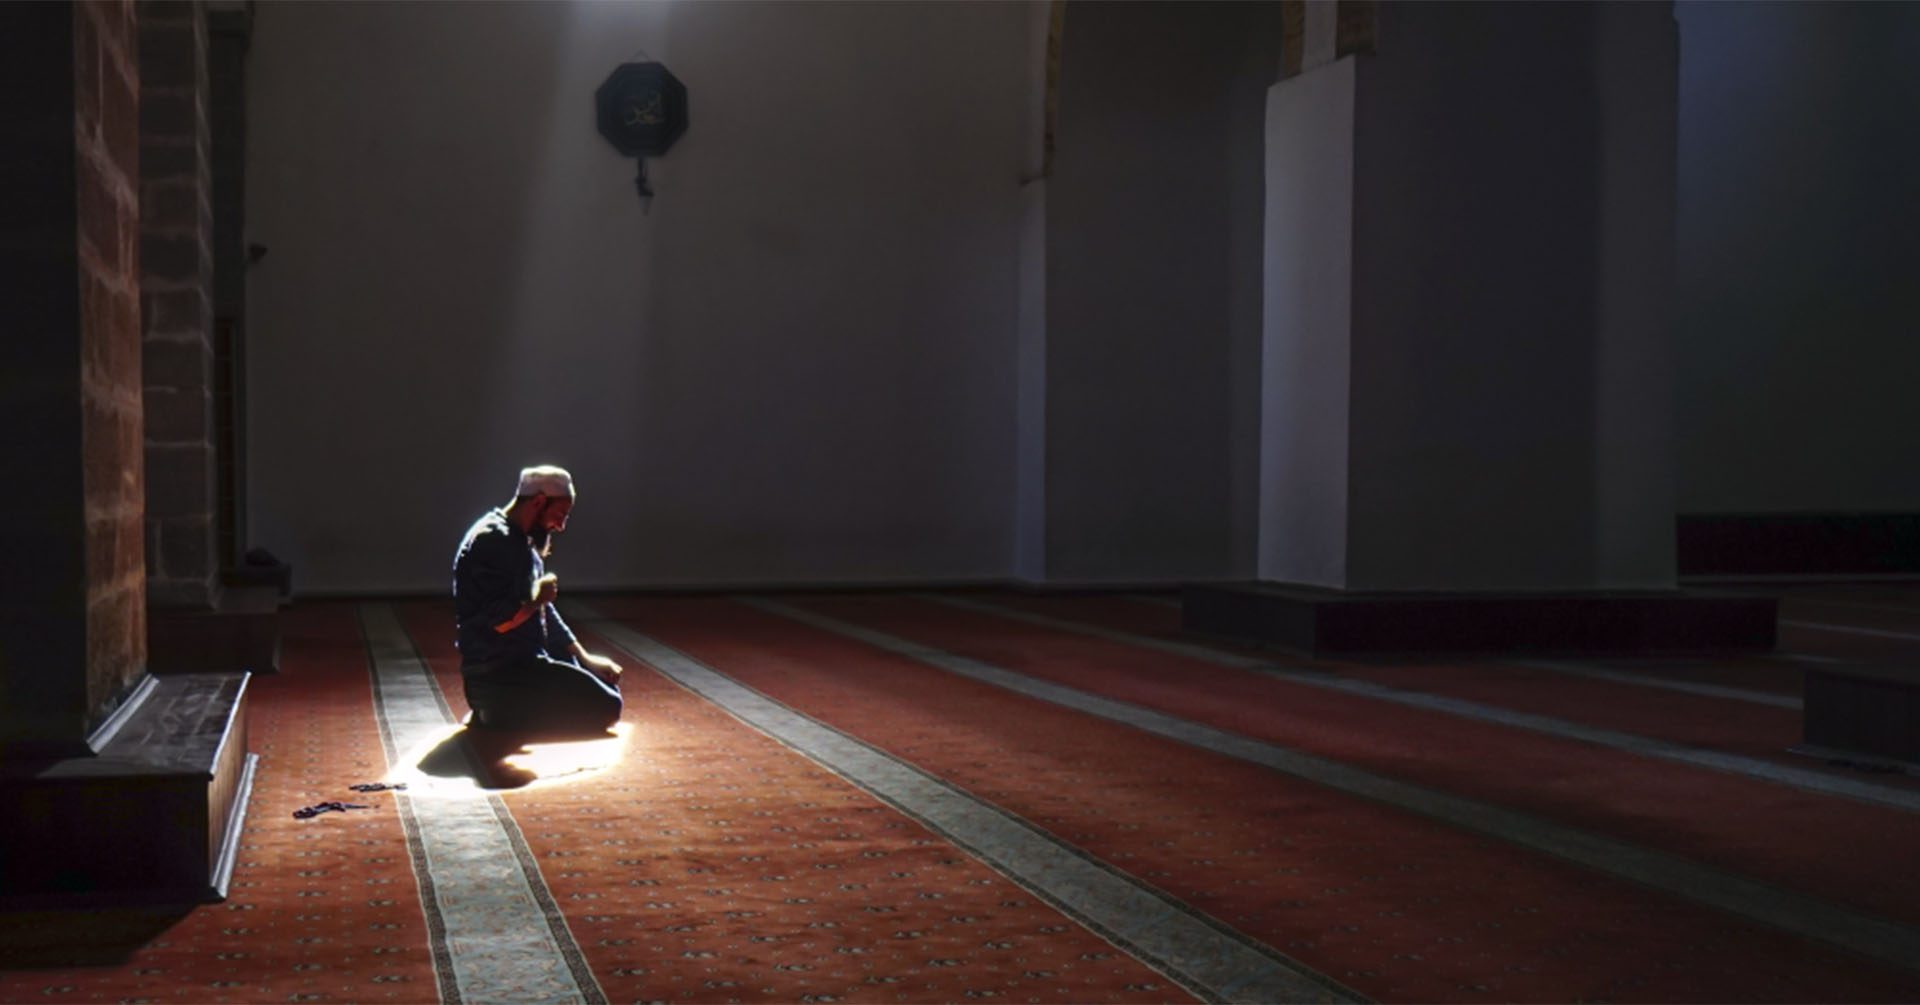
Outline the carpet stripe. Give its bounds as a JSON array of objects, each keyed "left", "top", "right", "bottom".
[
  {"left": 359, "top": 603, "right": 605, "bottom": 1005},
  {"left": 928, "top": 595, "right": 1920, "bottom": 814},
  {"left": 1783, "top": 619, "right": 1920, "bottom": 644},
  {"left": 388, "top": 612, "right": 611, "bottom": 1004},
  {"left": 746, "top": 597, "right": 1920, "bottom": 976},
  {"left": 566, "top": 601, "right": 1361, "bottom": 1005},
  {"left": 1506, "top": 660, "right": 1802, "bottom": 709},
  {"left": 1769, "top": 652, "right": 1848, "bottom": 665},
  {"left": 360, "top": 607, "right": 464, "bottom": 1003}
]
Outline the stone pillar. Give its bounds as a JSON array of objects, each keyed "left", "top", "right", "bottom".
[
  {"left": 0, "top": 0, "right": 148, "bottom": 754},
  {"left": 1196, "top": 1, "right": 1773, "bottom": 653},
  {"left": 1041, "top": 0, "right": 1279, "bottom": 585},
  {"left": 139, "top": 0, "right": 218, "bottom": 610},
  {"left": 1260, "top": 0, "right": 1677, "bottom": 592},
  {"left": 1, "top": 1, "right": 256, "bottom": 905},
  {"left": 208, "top": 2, "right": 251, "bottom": 572},
  {"left": 1011, "top": 0, "right": 1052, "bottom": 584},
  {"left": 1341, "top": 0, "right": 1678, "bottom": 593},
  {"left": 141, "top": 0, "right": 279, "bottom": 676}
]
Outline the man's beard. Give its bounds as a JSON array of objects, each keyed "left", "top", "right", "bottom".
[{"left": 531, "top": 527, "right": 554, "bottom": 557}]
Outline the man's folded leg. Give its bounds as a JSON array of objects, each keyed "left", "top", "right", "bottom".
[{"left": 463, "top": 653, "right": 621, "bottom": 737}]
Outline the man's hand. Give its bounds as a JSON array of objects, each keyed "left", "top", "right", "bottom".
[
  {"left": 578, "top": 650, "right": 623, "bottom": 687},
  {"left": 532, "top": 573, "right": 559, "bottom": 606}
]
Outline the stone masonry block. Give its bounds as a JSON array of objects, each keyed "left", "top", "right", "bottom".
[
  {"left": 119, "top": 196, "right": 142, "bottom": 278},
  {"left": 143, "top": 335, "right": 211, "bottom": 390},
  {"left": 146, "top": 443, "right": 212, "bottom": 518},
  {"left": 158, "top": 516, "right": 214, "bottom": 582},
  {"left": 80, "top": 272, "right": 116, "bottom": 369},
  {"left": 142, "top": 232, "right": 201, "bottom": 280},
  {"left": 145, "top": 385, "right": 209, "bottom": 443},
  {"left": 139, "top": 21, "right": 198, "bottom": 88},
  {"left": 145, "top": 288, "right": 209, "bottom": 334},
  {"left": 100, "top": 65, "right": 139, "bottom": 183},
  {"left": 115, "top": 509, "right": 146, "bottom": 580},
  {"left": 140, "top": 140, "right": 198, "bottom": 178},
  {"left": 137, "top": 0, "right": 196, "bottom": 25},
  {"left": 82, "top": 404, "right": 140, "bottom": 509},
  {"left": 141, "top": 89, "right": 197, "bottom": 140},
  {"left": 110, "top": 288, "right": 144, "bottom": 393},
  {"left": 86, "top": 511, "right": 117, "bottom": 593},
  {"left": 84, "top": 578, "right": 146, "bottom": 715},
  {"left": 143, "top": 181, "right": 198, "bottom": 233},
  {"left": 83, "top": 531, "right": 143, "bottom": 608},
  {"left": 78, "top": 169, "right": 120, "bottom": 268},
  {"left": 83, "top": 279, "right": 142, "bottom": 394},
  {"left": 146, "top": 579, "right": 209, "bottom": 609}
]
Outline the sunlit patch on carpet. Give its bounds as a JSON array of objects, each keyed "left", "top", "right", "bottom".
[
  {"left": 392, "top": 721, "right": 637, "bottom": 795},
  {"left": 393, "top": 600, "right": 1202, "bottom": 1004}
]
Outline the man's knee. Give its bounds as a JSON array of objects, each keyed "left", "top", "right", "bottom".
[
  {"left": 554, "top": 662, "right": 621, "bottom": 729},
  {"left": 584, "top": 682, "right": 622, "bottom": 729}
]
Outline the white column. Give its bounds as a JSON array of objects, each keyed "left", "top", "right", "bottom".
[{"left": 1258, "top": 2, "right": 1680, "bottom": 593}]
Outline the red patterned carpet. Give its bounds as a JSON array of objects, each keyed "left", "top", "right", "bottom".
[
  {"left": 391, "top": 602, "right": 1187, "bottom": 1004},
  {"left": 5, "top": 586, "right": 1920, "bottom": 1003},
  {"left": 764, "top": 594, "right": 1920, "bottom": 926}
]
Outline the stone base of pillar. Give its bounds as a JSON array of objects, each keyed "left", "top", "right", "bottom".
[
  {"left": 148, "top": 577, "right": 285, "bottom": 677},
  {"left": 225, "top": 551, "right": 294, "bottom": 601},
  {"left": 1183, "top": 583, "right": 1777, "bottom": 656},
  {"left": 0, "top": 674, "right": 255, "bottom": 906}
]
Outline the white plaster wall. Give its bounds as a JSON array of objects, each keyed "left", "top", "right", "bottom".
[
  {"left": 1335, "top": 1, "right": 1678, "bottom": 591},
  {"left": 1011, "top": 2, "right": 1050, "bottom": 584},
  {"left": 246, "top": 1, "right": 1027, "bottom": 592},
  {"left": 1675, "top": 1, "right": 1920, "bottom": 514},
  {"left": 1258, "top": 57, "right": 1354, "bottom": 588},
  {"left": 1225, "top": 2, "right": 1288, "bottom": 582},
  {"left": 1592, "top": 1, "right": 1679, "bottom": 588},
  {"left": 1345, "top": 1, "right": 1619, "bottom": 591},
  {"left": 1013, "top": 180, "right": 1048, "bottom": 584},
  {"left": 1043, "top": 0, "right": 1266, "bottom": 584}
]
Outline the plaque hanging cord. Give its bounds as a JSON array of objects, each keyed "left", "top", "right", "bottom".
[{"left": 630, "top": 48, "right": 654, "bottom": 213}]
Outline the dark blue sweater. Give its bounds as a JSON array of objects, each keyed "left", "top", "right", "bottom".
[{"left": 452, "top": 508, "right": 578, "bottom": 666}]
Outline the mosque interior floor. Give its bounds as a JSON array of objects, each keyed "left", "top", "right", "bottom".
[{"left": 4, "top": 584, "right": 1920, "bottom": 1003}]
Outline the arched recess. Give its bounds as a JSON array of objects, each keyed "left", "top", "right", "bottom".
[{"left": 1279, "top": 0, "right": 1377, "bottom": 81}]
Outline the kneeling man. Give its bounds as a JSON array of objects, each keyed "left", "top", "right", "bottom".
[{"left": 453, "top": 465, "right": 623, "bottom": 736}]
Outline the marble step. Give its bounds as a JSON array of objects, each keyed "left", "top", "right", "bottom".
[{"left": 0, "top": 673, "right": 256, "bottom": 906}]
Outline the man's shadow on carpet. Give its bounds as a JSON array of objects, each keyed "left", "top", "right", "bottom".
[
  {"left": 415, "top": 728, "right": 540, "bottom": 789},
  {"left": 414, "top": 724, "right": 628, "bottom": 791}
]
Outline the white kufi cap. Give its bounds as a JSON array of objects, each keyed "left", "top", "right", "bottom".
[{"left": 516, "top": 465, "right": 575, "bottom": 498}]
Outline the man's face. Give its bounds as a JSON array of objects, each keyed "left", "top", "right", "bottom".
[{"left": 536, "top": 495, "right": 574, "bottom": 534}]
